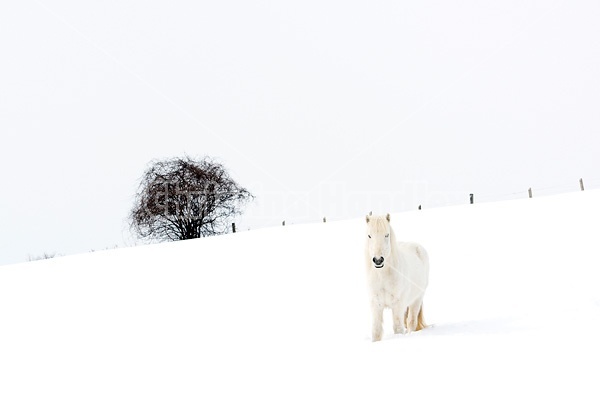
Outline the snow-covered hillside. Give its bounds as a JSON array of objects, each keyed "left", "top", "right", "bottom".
[{"left": 1, "top": 190, "right": 599, "bottom": 399}]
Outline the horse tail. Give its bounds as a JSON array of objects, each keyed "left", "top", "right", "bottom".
[{"left": 416, "top": 303, "right": 427, "bottom": 331}]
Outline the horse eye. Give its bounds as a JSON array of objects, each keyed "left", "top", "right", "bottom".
[
  {"left": 385, "top": 234, "right": 390, "bottom": 238},
  {"left": 368, "top": 235, "right": 371, "bottom": 239}
]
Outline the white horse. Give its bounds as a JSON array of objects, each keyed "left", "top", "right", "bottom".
[{"left": 365, "top": 213, "right": 429, "bottom": 341}]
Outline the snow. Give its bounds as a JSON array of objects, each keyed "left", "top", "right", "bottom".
[{"left": 1, "top": 190, "right": 600, "bottom": 399}]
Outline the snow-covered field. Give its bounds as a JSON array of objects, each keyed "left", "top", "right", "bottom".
[{"left": 1, "top": 190, "right": 599, "bottom": 399}]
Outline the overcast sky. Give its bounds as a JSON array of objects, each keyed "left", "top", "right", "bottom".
[{"left": 1, "top": 0, "right": 599, "bottom": 265}]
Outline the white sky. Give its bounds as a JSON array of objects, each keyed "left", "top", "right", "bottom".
[{"left": 1, "top": 0, "right": 599, "bottom": 265}]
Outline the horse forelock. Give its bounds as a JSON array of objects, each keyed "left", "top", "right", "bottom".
[{"left": 367, "top": 215, "right": 391, "bottom": 232}]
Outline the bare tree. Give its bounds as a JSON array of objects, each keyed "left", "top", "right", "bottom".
[{"left": 130, "top": 156, "right": 254, "bottom": 241}]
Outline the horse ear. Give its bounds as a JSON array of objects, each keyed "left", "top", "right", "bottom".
[{"left": 386, "top": 213, "right": 391, "bottom": 222}]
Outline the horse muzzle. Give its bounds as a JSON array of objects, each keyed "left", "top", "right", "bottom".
[{"left": 372, "top": 256, "right": 385, "bottom": 268}]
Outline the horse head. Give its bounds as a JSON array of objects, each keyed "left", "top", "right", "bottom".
[{"left": 365, "top": 213, "right": 392, "bottom": 269}]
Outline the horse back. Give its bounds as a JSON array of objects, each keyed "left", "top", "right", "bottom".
[{"left": 396, "top": 242, "right": 430, "bottom": 281}]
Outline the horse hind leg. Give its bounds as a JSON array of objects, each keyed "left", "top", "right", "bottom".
[
  {"left": 406, "top": 301, "right": 425, "bottom": 333},
  {"left": 405, "top": 307, "right": 417, "bottom": 333}
]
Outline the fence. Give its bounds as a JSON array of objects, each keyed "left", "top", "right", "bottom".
[{"left": 232, "top": 177, "right": 598, "bottom": 232}]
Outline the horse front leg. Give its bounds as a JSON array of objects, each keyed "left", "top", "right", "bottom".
[
  {"left": 392, "top": 303, "right": 406, "bottom": 334},
  {"left": 371, "top": 301, "right": 384, "bottom": 342}
]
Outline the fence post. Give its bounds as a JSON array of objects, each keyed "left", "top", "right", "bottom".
[
  {"left": 232, "top": 222, "right": 236, "bottom": 233},
  {"left": 469, "top": 194, "right": 474, "bottom": 204},
  {"left": 580, "top": 178, "right": 585, "bottom": 191},
  {"left": 418, "top": 205, "right": 422, "bottom": 210},
  {"left": 323, "top": 217, "right": 326, "bottom": 223},
  {"left": 528, "top": 188, "right": 533, "bottom": 198},
  {"left": 282, "top": 220, "right": 285, "bottom": 226}
]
